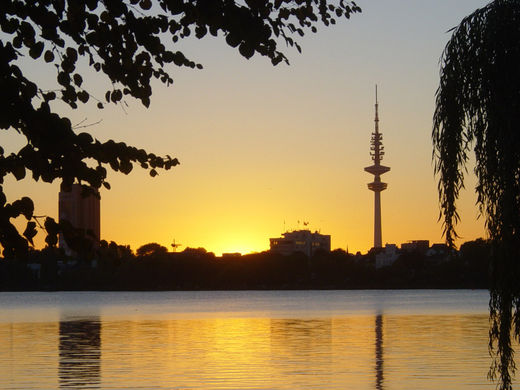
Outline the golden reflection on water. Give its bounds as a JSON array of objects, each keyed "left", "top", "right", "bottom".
[
  {"left": 0, "top": 313, "right": 515, "bottom": 389},
  {"left": 375, "top": 314, "right": 383, "bottom": 390}
]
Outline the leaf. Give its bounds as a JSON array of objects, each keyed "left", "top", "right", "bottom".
[
  {"left": 77, "top": 91, "right": 89, "bottom": 103},
  {"left": 12, "top": 165, "right": 26, "bottom": 181},
  {"left": 57, "top": 72, "right": 70, "bottom": 86},
  {"left": 44, "top": 50, "right": 54, "bottom": 63},
  {"left": 13, "top": 35, "right": 22, "bottom": 48},
  {"left": 195, "top": 25, "right": 207, "bottom": 39},
  {"left": 140, "top": 0, "right": 152, "bottom": 10},
  {"left": 111, "top": 89, "right": 122, "bottom": 102},
  {"left": 226, "top": 33, "right": 241, "bottom": 48},
  {"left": 29, "top": 41, "right": 44, "bottom": 59},
  {"left": 66, "top": 47, "right": 78, "bottom": 62},
  {"left": 78, "top": 132, "right": 93, "bottom": 144},
  {"left": 23, "top": 221, "right": 37, "bottom": 245},
  {"left": 73, "top": 73, "right": 83, "bottom": 87},
  {"left": 44, "top": 91, "right": 56, "bottom": 102},
  {"left": 44, "top": 220, "right": 59, "bottom": 247},
  {"left": 120, "top": 160, "right": 133, "bottom": 174},
  {"left": 239, "top": 42, "right": 255, "bottom": 59},
  {"left": 17, "top": 197, "right": 34, "bottom": 220}
]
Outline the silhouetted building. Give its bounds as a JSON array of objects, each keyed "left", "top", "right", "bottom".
[
  {"left": 222, "top": 252, "right": 242, "bottom": 258},
  {"left": 59, "top": 184, "right": 100, "bottom": 254},
  {"left": 364, "top": 86, "right": 390, "bottom": 249},
  {"left": 375, "top": 243, "right": 399, "bottom": 269},
  {"left": 426, "top": 243, "right": 449, "bottom": 257},
  {"left": 270, "top": 230, "right": 331, "bottom": 257},
  {"left": 400, "top": 240, "right": 429, "bottom": 253}
]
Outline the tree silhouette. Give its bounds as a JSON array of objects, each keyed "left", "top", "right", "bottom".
[
  {"left": 136, "top": 242, "right": 167, "bottom": 257},
  {"left": 0, "top": 0, "right": 361, "bottom": 257},
  {"left": 433, "top": 1, "right": 520, "bottom": 388}
]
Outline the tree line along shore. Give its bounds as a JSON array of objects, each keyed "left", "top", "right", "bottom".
[{"left": 0, "top": 238, "right": 490, "bottom": 291}]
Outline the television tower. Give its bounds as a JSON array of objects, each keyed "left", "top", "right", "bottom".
[{"left": 364, "top": 86, "right": 390, "bottom": 248}]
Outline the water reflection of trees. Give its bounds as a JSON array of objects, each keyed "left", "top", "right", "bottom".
[{"left": 59, "top": 318, "right": 101, "bottom": 389}]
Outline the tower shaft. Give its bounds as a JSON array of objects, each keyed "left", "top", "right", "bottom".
[
  {"left": 374, "top": 190, "right": 382, "bottom": 248},
  {"left": 364, "top": 86, "right": 390, "bottom": 249}
]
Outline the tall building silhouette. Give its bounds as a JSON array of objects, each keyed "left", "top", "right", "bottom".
[
  {"left": 364, "top": 86, "right": 390, "bottom": 248},
  {"left": 59, "top": 184, "right": 100, "bottom": 254}
]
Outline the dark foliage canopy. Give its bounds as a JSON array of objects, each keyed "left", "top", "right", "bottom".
[
  {"left": 433, "top": 1, "right": 520, "bottom": 388},
  {"left": 136, "top": 242, "right": 167, "bottom": 257},
  {"left": 0, "top": 0, "right": 361, "bottom": 258}
]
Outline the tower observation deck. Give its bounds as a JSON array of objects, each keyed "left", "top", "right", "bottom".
[{"left": 364, "top": 86, "right": 390, "bottom": 248}]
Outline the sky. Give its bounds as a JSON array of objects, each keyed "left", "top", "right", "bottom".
[{"left": 3, "top": 0, "right": 492, "bottom": 256}]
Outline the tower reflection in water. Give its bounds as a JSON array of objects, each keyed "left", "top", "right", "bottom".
[
  {"left": 375, "top": 314, "right": 384, "bottom": 390},
  {"left": 59, "top": 318, "right": 101, "bottom": 389}
]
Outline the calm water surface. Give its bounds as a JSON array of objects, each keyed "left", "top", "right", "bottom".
[{"left": 0, "top": 290, "right": 517, "bottom": 389}]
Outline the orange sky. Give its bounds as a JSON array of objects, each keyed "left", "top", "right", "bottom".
[{"left": 2, "top": 0, "right": 490, "bottom": 256}]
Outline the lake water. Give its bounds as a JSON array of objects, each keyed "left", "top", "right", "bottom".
[{"left": 0, "top": 290, "right": 517, "bottom": 389}]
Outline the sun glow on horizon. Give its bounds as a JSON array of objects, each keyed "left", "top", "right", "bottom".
[
  {"left": 191, "top": 234, "right": 269, "bottom": 257},
  {"left": 2, "top": 1, "right": 491, "bottom": 257}
]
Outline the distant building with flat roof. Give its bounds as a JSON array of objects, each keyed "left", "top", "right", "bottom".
[
  {"left": 59, "top": 184, "right": 100, "bottom": 255},
  {"left": 270, "top": 230, "right": 331, "bottom": 257},
  {"left": 400, "top": 240, "right": 429, "bottom": 253},
  {"left": 222, "top": 252, "right": 242, "bottom": 258}
]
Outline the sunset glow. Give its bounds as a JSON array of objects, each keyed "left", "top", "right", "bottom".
[{"left": 2, "top": 0, "right": 490, "bottom": 256}]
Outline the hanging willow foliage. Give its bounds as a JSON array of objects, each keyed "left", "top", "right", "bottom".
[{"left": 433, "top": 1, "right": 520, "bottom": 388}]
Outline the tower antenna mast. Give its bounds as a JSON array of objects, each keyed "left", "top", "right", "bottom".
[{"left": 364, "top": 85, "right": 390, "bottom": 248}]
